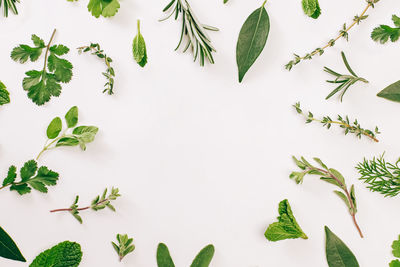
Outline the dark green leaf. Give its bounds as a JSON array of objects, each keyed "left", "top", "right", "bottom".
[
  {"left": 47, "top": 117, "right": 62, "bottom": 139},
  {"left": 0, "top": 226, "right": 26, "bottom": 262},
  {"left": 133, "top": 20, "right": 147, "bottom": 67},
  {"left": 377, "top": 80, "right": 400, "bottom": 103},
  {"left": 390, "top": 260, "right": 400, "bottom": 267},
  {"left": 30, "top": 241, "right": 82, "bottom": 267},
  {"left": 3, "top": 166, "right": 17, "bottom": 186},
  {"left": 157, "top": 243, "right": 175, "bottom": 267},
  {"left": 20, "top": 160, "right": 37, "bottom": 181},
  {"left": 190, "top": 245, "right": 215, "bottom": 267},
  {"left": 0, "top": 81, "right": 10, "bottom": 106},
  {"left": 325, "top": 226, "right": 359, "bottom": 267}
]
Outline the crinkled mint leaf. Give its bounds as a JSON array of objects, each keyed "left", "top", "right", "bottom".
[{"left": 30, "top": 241, "right": 82, "bottom": 267}]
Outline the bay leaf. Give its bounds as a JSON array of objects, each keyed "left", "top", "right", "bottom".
[
  {"left": 0, "top": 226, "right": 26, "bottom": 262},
  {"left": 325, "top": 226, "right": 359, "bottom": 267},
  {"left": 377, "top": 80, "right": 400, "bottom": 103},
  {"left": 157, "top": 243, "right": 175, "bottom": 267}
]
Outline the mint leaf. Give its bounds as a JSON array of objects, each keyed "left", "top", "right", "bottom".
[
  {"left": 30, "top": 241, "right": 82, "bottom": 267},
  {"left": 87, "top": 0, "right": 120, "bottom": 18},
  {"left": 264, "top": 199, "right": 308, "bottom": 241},
  {"left": 47, "top": 117, "right": 62, "bottom": 139},
  {"left": 157, "top": 243, "right": 175, "bottom": 267},
  {"left": 325, "top": 226, "right": 359, "bottom": 267},
  {"left": 0, "top": 81, "right": 10, "bottom": 106},
  {"left": 0, "top": 226, "right": 26, "bottom": 262},
  {"left": 65, "top": 106, "right": 78, "bottom": 128},
  {"left": 302, "top": 0, "right": 321, "bottom": 19},
  {"left": 371, "top": 15, "right": 400, "bottom": 44},
  {"left": 190, "top": 245, "right": 215, "bottom": 267}
]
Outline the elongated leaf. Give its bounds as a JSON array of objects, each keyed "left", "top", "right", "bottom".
[
  {"left": 236, "top": 1, "right": 270, "bottom": 82},
  {"left": 133, "top": 20, "right": 147, "bottom": 67},
  {"left": 47, "top": 117, "right": 62, "bottom": 139},
  {"left": 190, "top": 245, "right": 215, "bottom": 267},
  {"left": 157, "top": 243, "right": 175, "bottom": 267},
  {"left": 377, "top": 80, "right": 400, "bottom": 103},
  {"left": 65, "top": 106, "right": 78, "bottom": 128},
  {"left": 0, "top": 226, "right": 26, "bottom": 262},
  {"left": 325, "top": 226, "right": 359, "bottom": 267}
]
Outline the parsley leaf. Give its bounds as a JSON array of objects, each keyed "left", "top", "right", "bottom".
[
  {"left": 371, "top": 15, "right": 400, "bottom": 44},
  {"left": 30, "top": 241, "right": 82, "bottom": 267},
  {"left": 0, "top": 81, "right": 10, "bottom": 106},
  {"left": 264, "top": 199, "right": 308, "bottom": 242},
  {"left": 392, "top": 235, "right": 400, "bottom": 258},
  {"left": 88, "top": 0, "right": 120, "bottom": 18},
  {"left": 11, "top": 29, "right": 73, "bottom": 106}
]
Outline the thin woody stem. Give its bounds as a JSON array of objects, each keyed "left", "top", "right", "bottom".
[{"left": 49, "top": 198, "right": 109, "bottom": 213}]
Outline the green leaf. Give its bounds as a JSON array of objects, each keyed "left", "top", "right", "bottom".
[
  {"left": 11, "top": 44, "right": 43, "bottom": 63},
  {"left": 329, "top": 168, "right": 346, "bottom": 187},
  {"left": 50, "top": 45, "right": 70, "bottom": 56},
  {"left": 264, "top": 199, "right": 308, "bottom": 242},
  {"left": 302, "top": 0, "right": 321, "bottom": 19},
  {"left": 22, "top": 71, "right": 62, "bottom": 106},
  {"left": 30, "top": 241, "right": 82, "bottom": 267},
  {"left": 0, "top": 226, "right": 26, "bottom": 262},
  {"left": 157, "top": 243, "right": 175, "bottom": 267},
  {"left": 392, "top": 235, "right": 400, "bottom": 258},
  {"left": 47, "top": 117, "right": 62, "bottom": 139},
  {"left": 56, "top": 137, "right": 80, "bottom": 147},
  {"left": 65, "top": 106, "right": 78, "bottom": 128},
  {"left": 88, "top": 0, "right": 120, "bottom": 18},
  {"left": 20, "top": 160, "right": 37, "bottom": 181},
  {"left": 236, "top": 1, "right": 270, "bottom": 82},
  {"left": 0, "top": 81, "right": 10, "bottom": 106},
  {"left": 190, "top": 245, "right": 215, "bottom": 267},
  {"left": 390, "top": 260, "right": 400, "bottom": 267},
  {"left": 3, "top": 166, "right": 17, "bottom": 186},
  {"left": 47, "top": 54, "right": 73, "bottom": 83},
  {"left": 371, "top": 15, "right": 400, "bottom": 44},
  {"left": 377, "top": 80, "right": 400, "bottom": 103},
  {"left": 333, "top": 190, "right": 350, "bottom": 209},
  {"left": 27, "top": 166, "right": 59, "bottom": 193},
  {"left": 325, "top": 226, "right": 359, "bottom": 267},
  {"left": 133, "top": 20, "right": 148, "bottom": 67}
]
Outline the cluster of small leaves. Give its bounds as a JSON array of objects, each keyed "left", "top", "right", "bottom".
[
  {"left": 290, "top": 156, "right": 363, "bottom": 237},
  {"left": 36, "top": 106, "right": 99, "bottom": 160},
  {"left": 293, "top": 102, "right": 380, "bottom": 142},
  {"left": 356, "top": 155, "right": 400, "bottom": 197},
  {"left": 133, "top": 20, "right": 148, "bottom": 67},
  {"left": 390, "top": 236, "right": 400, "bottom": 267},
  {"left": 51, "top": 187, "right": 120, "bottom": 224},
  {"left": 11, "top": 30, "right": 73, "bottom": 106},
  {"left": 371, "top": 14, "right": 400, "bottom": 44},
  {"left": 0, "top": 0, "right": 19, "bottom": 17},
  {"left": 1, "top": 160, "right": 59, "bottom": 195},
  {"left": 324, "top": 52, "right": 368, "bottom": 101},
  {"left": 161, "top": 0, "right": 219, "bottom": 66},
  {"left": 67, "top": 0, "right": 120, "bottom": 18},
  {"left": 30, "top": 241, "right": 82, "bottom": 267},
  {"left": 111, "top": 234, "right": 135, "bottom": 262},
  {"left": 0, "top": 81, "right": 10, "bottom": 106},
  {"left": 78, "top": 43, "right": 115, "bottom": 95}
]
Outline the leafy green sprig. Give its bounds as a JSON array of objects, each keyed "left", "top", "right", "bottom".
[
  {"left": 294, "top": 102, "right": 380, "bottom": 142},
  {"left": 290, "top": 156, "right": 363, "bottom": 238},
  {"left": 161, "top": 0, "right": 219, "bottom": 66},
  {"left": 36, "top": 106, "right": 99, "bottom": 160},
  {"left": 371, "top": 14, "right": 400, "bottom": 44},
  {"left": 0, "top": 0, "right": 19, "bottom": 17},
  {"left": 77, "top": 43, "right": 115, "bottom": 95},
  {"left": 50, "top": 187, "right": 120, "bottom": 224},
  {"left": 112, "top": 234, "right": 135, "bottom": 262},
  {"left": 285, "top": 0, "right": 379, "bottom": 70},
  {"left": 0, "top": 160, "right": 59, "bottom": 195},
  {"left": 356, "top": 155, "right": 400, "bottom": 197},
  {"left": 324, "top": 52, "right": 368, "bottom": 101},
  {"left": 0, "top": 81, "right": 10, "bottom": 106},
  {"left": 67, "top": 0, "right": 120, "bottom": 18}
]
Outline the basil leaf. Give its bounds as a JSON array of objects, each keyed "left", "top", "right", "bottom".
[
  {"left": 157, "top": 243, "right": 175, "bottom": 267},
  {"left": 302, "top": 0, "right": 321, "bottom": 19},
  {"left": 325, "top": 226, "right": 359, "bottom": 267},
  {"left": 236, "top": 1, "right": 270, "bottom": 82},
  {"left": 46, "top": 117, "right": 62, "bottom": 139},
  {"left": 190, "top": 245, "right": 215, "bottom": 267},
  {"left": 133, "top": 20, "right": 147, "bottom": 67},
  {"left": 65, "top": 106, "right": 78, "bottom": 128},
  {"left": 0, "top": 226, "right": 26, "bottom": 262},
  {"left": 377, "top": 80, "right": 400, "bottom": 103}
]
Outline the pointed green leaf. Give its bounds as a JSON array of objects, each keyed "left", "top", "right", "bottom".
[
  {"left": 133, "top": 20, "right": 147, "bottom": 67},
  {"left": 190, "top": 245, "right": 215, "bottom": 267},
  {"left": 65, "top": 106, "right": 78, "bottom": 128},
  {"left": 377, "top": 80, "right": 400, "bottom": 103},
  {"left": 47, "top": 117, "right": 62, "bottom": 139},
  {"left": 157, "top": 243, "right": 175, "bottom": 267},
  {"left": 30, "top": 241, "right": 82, "bottom": 267},
  {"left": 0, "top": 226, "right": 26, "bottom": 262},
  {"left": 325, "top": 226, "right": 359, "bottom": 267}
]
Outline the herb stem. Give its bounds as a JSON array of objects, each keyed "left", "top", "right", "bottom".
[
  {"left": 43, "top": 29, "right": 57, "bottom": 72},
  {"left": 50, "top": 198, "right": 109, "bottom": 213}
]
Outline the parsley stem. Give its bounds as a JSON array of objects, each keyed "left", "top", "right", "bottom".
[{"left": 42, "top": 29, "right": 57, "bottom": 72}]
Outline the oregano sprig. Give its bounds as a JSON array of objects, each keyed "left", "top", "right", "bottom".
[
  {"left": 293, "top": 102, "right": 380, "bottom": 142},
  {"left": 112, "top": 234, "right": 135, "bottom": 262},
  {"left": 286, "top": 0, "right": 380, "bottom": 70},
  {"left": 77, "top": 43, "right": 115, "bottom": 95},
  {"left": 290, "top": 156, "right": 363, "bottom": 238},
  {"left": 50, "top": 187, "right": 120, "bottom": 224},
  {"left": 0, "top": 0, "right": 19, "bottom": 17}
]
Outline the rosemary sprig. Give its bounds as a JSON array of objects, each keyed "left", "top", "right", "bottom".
[
  {"left": 77, "top": 43, "right": 115, "bottom": 95},
  {"left": 1, "top": 0, "right": 19, "bottom": 17},
  {"left": 50, "top": 187, "right": 120, "bottom": 224},
  {"left": 285, "top": 0, "right": 380, "bottom": 70},
  {"left": 290, "top": 156, "right": 363, "bottom": 238},
  {"left": 293, "top": 102, "right": 380, "bottom": 142},
  {"left": 161, "top": 0, "right": 219, "bottom": 66},
  {"left": 324, "top": 52, "right": 368, "bottom": 101},
  {"left": 356, "top": 155, "right": 400, "bottom": 197}
]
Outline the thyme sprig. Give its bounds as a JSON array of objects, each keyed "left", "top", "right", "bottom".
[
  {"left": 290, "top": 156, "right": 363, "bottom": 238},
  {"left": 356, "top": 155, "right": 400, "bottom": 197},
  {"left": 324, "top": 52, "right": 368, "bottom": 101},
  {"left": 294, "top": 102, "right": 380, "bottom": 142},
  {"left": 285, "top": 0, "right": 380, "bottom": 70},
  {"left": 161, "top": 0, "right": 219, "bottom": 66}
]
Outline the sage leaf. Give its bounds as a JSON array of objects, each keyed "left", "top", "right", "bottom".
[
  {"left": 302, "top": 0, "right": 321, "bottom": 19},
  {"left": 30, "top": 241, "right": 82, "bottom": 267},
  {"left": 236, "top": 0, "right": 270, "bottom": 82},
  {"left": 190, "top": 245, "right": 215, "bottom": 267},
  {"left": 133, "top": 20, "right": 147, "bottom": 67},
  {"left": 65, "top": 106, "right": 78, "bottom": 128},
  {"left": 377, "top": 80, "right": 400, "bottom": 103},
  {"left": 325, "top": 226, "right": 359, "bottom": 267},
  {"left": 157, "top": 243, "right": 175, "bottom": 267},
  {"left": 47, "top": 117, "right": 62, "bottom": 139},
  {"left": 0, "top": 81, "right": 10, "bottom": 106},
  {"left": 0, "top": 226, "right": 26, "bottom": 262}
]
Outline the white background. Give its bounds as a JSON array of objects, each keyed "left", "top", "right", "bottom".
[{"left": 0, "top": 0, "right": 399, "bottom": 266}]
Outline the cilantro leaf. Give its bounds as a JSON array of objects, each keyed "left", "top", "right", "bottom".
[
  {"left": 392, "top": 235, "right": 400, "bottom": 258},
  {"left": 88, "top": 0, "right": 120, "bottom": 18},
  {"left": 371, "top": 15, "right": 400, "bottom": 44},
  {"left": 0, "top": 81, "right": 10, "bottom": 106},
  {"left": 264, "top": 199, "right": 308, "bottom": 242},
  {"left": 2, "top": 166, "right": 17, "bottom": 186},
  {"left": 47, "top": 54, "right": 73, "bottom": 82},
  {"left": 20, "top": 160, "right": 37, "bottom": 182},
  {"left": 30, "top": 241, "right": 82, "bottom": 267},
  {"left": 391, "top": 260, "right": 400, "bottom": 267}
]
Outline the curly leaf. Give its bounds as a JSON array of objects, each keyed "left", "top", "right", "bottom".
[{"left": 30, "top": 241, "right": 82, "bottom": 267}]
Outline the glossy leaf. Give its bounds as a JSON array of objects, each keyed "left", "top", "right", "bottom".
[
  {"left": 65, "top": 106, "right": 78, "bottom": 128},
  {"left": 0, "top": 226, "right": 26, "bottom": 262},
  {"left": 377, "top": 80, "right": 400, "bottom": 103},
  {"left": 325, "top": 226, "right": 359, "bottom": 267},
  {"left": 30, "top": 241, "right": 82, "bottom": 267},
  {"left": 46, "top": 117, "right": 62, "bottom": 139}
]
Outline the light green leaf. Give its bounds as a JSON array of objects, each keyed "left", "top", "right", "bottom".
[
  {"left": 390, "top": 260, "right": 400, "bottom": 267},
  {"left": 30, "top": 241, "right": 82, "bottom": 267},
  {"left": 329, "top": 168, "right": 346, "bottom": 187},
  {"left": 56, "top": 137, "right": 79, "bottom": 147},
  {"left": 47, "top": 117, "right": 62, "bottom": 139},
  {"left": 0, "top": 226, "right": 26, "bottom": 262},
  {"left": 0, "top": 81, "right": 10, "bottom": 106},
  {"left": 392, "top": 235, "right": 400, "bottom": 258},
  {"left": 325, "top": 226, "right": 359, "bottom": 267},
  {"left": 65, "top": 106, "right": 78, "bottom": 128},
  {"left": 133, "top": 20, "right": 147, "bottom": 67},
  {"left": 333, "top": 190, "right": 350, "bottom": 209},
  {"left": 302, "top": 0, "right": 321, "bottom": 19},
  {"left": 377, "top": 80, "right": 400, "bottom": 103},
  {"left": 190, "top": 245, "right": 215, "bottom": 267}
]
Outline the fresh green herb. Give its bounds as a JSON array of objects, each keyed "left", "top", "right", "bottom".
[
  {"left": 236, "top": 1, "right": 270, "bottom": 83},
  {"left": 112, "top": 234, "right": 135, "bottom": 262},
  {"left": 291, "top": 157, "right": 363, "bottom": 238},
  {"left": 264, "top": 199, "right": 308, "bottom": 242},
  {"left": 0, "top": 226, "right": 26, "bottom": 262},
  {"left": 87, "top": 0, "right": 120, "bottom": 18},
  {"left": 356, "top": 154, "right": 400, "bottom": 197},
  {"left": 324, "top": 52, "right": 368, "bottom": 101},
  {"left": 30, "top": 241, "right": 82, "bottom": 267},
  {"left": 286, "top": 0, "right": 379, "bottom": 70},
  {"left": 0, "top": 81, "right": 10, "bottom": 106},
  {"left": 77, "top": 43, "right": 115, "bottom": 95},
  {"left": 0, "top": 0, "right": 19, "bottom": 17},
  {"left": 302, "top": 0, "right": 321, "bottom": 19},
  {"left": 156, "top": 243, "right": 215, "bottom": 267},
  {"left": 1, "top": 160, "right": 59, "bottom": 195},
  {"left": 36, "top": 106, "right": 99, "bottom": 160},
  {"left": 133, "top": 20, "right": 148, "bottom": 67},
  {"left": 11, "top": 29, "right": 73, "bottom": 106},
  {"left": 293, "top": 102, "right": 380, "bottom": 142},
  {"left": 390, "top": 236, "right": 400, "bottom": 266},
  {"left": 161, "top": 0, "right": 219, "bottom": 66},
  {"left": 371, "top": 15, "right": 400, "bottom": 44},
  {"left": 377, "top": 80, "right": 400, "bottom": 103},
  {"left": 50, "top": 187, "right": 120, "bottom": 224},
  {"left": 325, "top": 226, "right": 359, "bottom": 267},
  {"left": 223, "top": 0, "right": 228, "bottom": 3}
]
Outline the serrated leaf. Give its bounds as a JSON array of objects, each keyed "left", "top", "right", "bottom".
[
  {"left": 377, "top": 80, "right": 400, "bottom": 103},
  {"left": 0, "top": 81, "right": 10, "bottom": 106},
  {"left": 30, "top": 241, "right": 82, "bottom": 267},
  {"left": 88, "top": 0, "right": 120, "bottom": 18},
  {"left": 325, "top": 226, "right": 359, "bottom": 267},
  {"left": 157, "top": 243, "right": 175, "bottom": 267},
  {"left": 47, "top": 54, "right": 73, "bottom": 83},
  {"left": 47, "top": 117, "right": 62, "bottom": 139},
  {"left": 65, "top": 106, "right": 78, "bottom": 128},
  {"left": 20, "top": 160, "right": 37, "bottom": 181},
  {"left": 392, "top": 235, "right": 400, "bottom": 258},
  {"left": 190, "top": 245, "right": 215, "bottom": 267},
  {"left": 50, "top": 45, "right": 70, "bottom": 56},
  {"left": 0, "top": 226, "right": 26, "bottom": 262},
  {"left": 3, "top": 166, "right": 17, "bottom": 186},
  {"left": 11, "top": 45, "right": 43, "bottom": 63}
]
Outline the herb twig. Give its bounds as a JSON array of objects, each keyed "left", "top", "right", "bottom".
[
  {"left": 112, "top": 234, "right": 135, "bottom": 262},
  {"left": 293, "top": 102, "right": 380, "bottom": 142}
]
